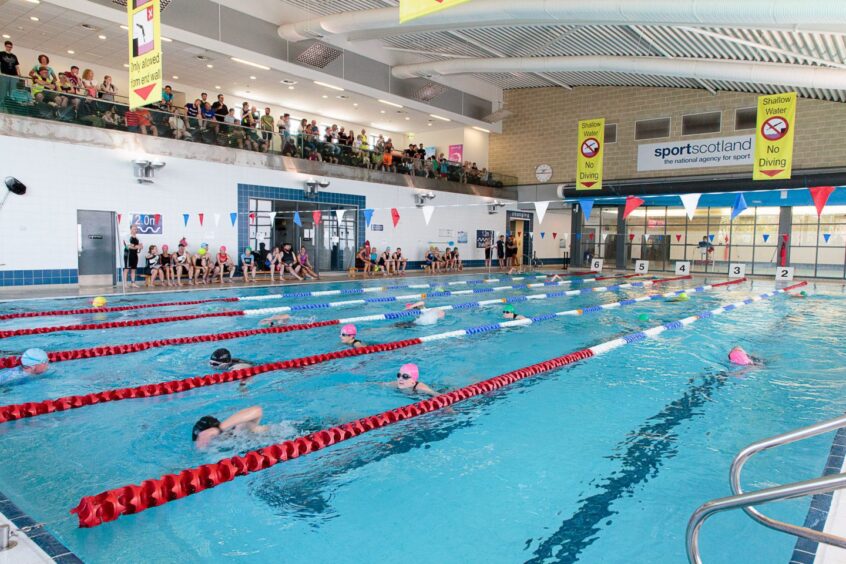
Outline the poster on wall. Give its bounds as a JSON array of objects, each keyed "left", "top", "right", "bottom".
[
  {"left": 576, "top": 118, "right": 605, "bottom": 190},
  {"left": 476, "top": 229, "right": 494, "bottom": 248},
  {"left": 131, "top": 213, "right": 162, "bottom": 234},
  {"left": 448, "top": 144, "right": 464, "bottom": 162},
  {"left": 425, "top": 146, "right": 436, "bottom": 158},
  {"left": 457, "top": 231, "right": 468, "bottom": 244},
  {"left": 753, "top": 92, "right": 797, "bottom": 181},
  {"left": 637, "top": 135, "right": 754, "bottom": 172}
]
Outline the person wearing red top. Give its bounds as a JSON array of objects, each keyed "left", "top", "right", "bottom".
[{"left": 214, "top": 246, "right": 236, "bottom": 283}]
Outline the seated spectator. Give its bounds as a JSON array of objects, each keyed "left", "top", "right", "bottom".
[
  {"left": 241, "top": 247, "right": 257, "bottom": 282},
  {"left": 225, "top": 108, "right": 244, "bottom": 148},
  {"left": 213, "top": 246, "right": 236, "bottom": 283},
  {"left": 392, "top": 247, "right": 408, "bottom": 274},
  {"left": 32, "top": 92, "right": 56, "bottom": 119},
  {"left": 135, "top": 106, "right": 158, "bottom": 136},
  {"left": 168, "top": 108, "right": 188, "bottom": 140},
  {"left": 298, "top": 246, "right": 319, "bottom": 279},
  {"left": 81, "top": 68, "right": 97, "bottom": 98},
  {"left": 56, "top": 72, "right": 73, "bottom": 94},
  {"left": 160, "top": 84, "right": 174, "bottom": 110},
  {"left": 28, "top": 54, "right": 56, "bottom": 82},
  {"left": 355, "top": 244, "right": 372, "bottom": 275},
  {"left": 98, "top": 75, "right": 117, "bottom": 101}
]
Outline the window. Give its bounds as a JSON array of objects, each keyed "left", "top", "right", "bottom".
[
  {"left": 635, "top": 118, "right": 670, "bottom": 140},
  {"left": 735, "top": 107, "right": 757, "bottom": 131},
  {"left": 682, "top": 112, "right": 721, "bottom": 136},
  {"left": 604, "top": 123, "right": 617, "bottom": 144}
]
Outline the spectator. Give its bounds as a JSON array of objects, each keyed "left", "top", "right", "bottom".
[
  {"left": 240, "top": 107, "right": 260, "bottom": 151},
  {"left": 98, "top": 75, "right": 117, "bottom": 101},
  {"left": 381, "top": 148, "right": 393, "bottom": 172},
  {"left": 200, "top": 101, "right": 216, "bottom": 131},
  {"left": 31, "top": 66, "right": 58, "bottom": 99},
  {"left": 260, "top": 107, "right": 274, "bottom": 147},
  {"left": 81, "top": 69, "right": 97, "bottom": 97},
  {"left": 168, "top": 108, "right": 188, "bottom": 140},
  {"left": 375, "top": 134, "right": 385, "bottom": 154},
  {"left": 185, "top": 97, "right": 200, "bottom": 129},
  {"left": 28, "top": 54, "right": 56, "bottom": 82},
  {"left": 32, "top": 92, "right": 55, "bottom": 118},
  {"left": 225, "top": 108, "right": 244, "bottom": 148},
  {"left": 0, "top": 40, "right": 21, "bottom": 101},
  {"left": 200, "top": 92, "right": 209, "bottom": 106},
  {"left": 102, "top": 106, "right": 118, "bottom": 127},
  {"left": 56, "top": 72, "right": 73, "bottom": 94},
  {"left": 277, "top": 112, "right": 290, "bottom": 143},
  {"left": 161, "top": 84, "right": 173, "bottom": 110},
  {"left": 65, "top": 65, "right": 82, "bottom": 95},
  {"left": 212, "top": 93, "right": 228, "bottom": 122}
]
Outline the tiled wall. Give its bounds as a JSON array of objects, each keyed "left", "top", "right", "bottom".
[{"left": 0, "top": 269, "right": 79, "bottom": 286}]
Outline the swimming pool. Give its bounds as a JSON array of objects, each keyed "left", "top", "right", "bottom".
[{"left": 0, "top": 272, "right": 844, "bottom": 563}]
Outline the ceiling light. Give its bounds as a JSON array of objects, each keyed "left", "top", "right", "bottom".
[
  {"left": 473, "top": 126, "right": 491, "bottom": 133},
  {"left": 214, "top": 85, "right": 221, "bottom": 89},
  {"left": 123, "top": 63, "right": 129, "bottom": 68},
  {"left": 172, "top": 75, "right": 179, "bottom": 79},
  {"left": 322, "top": 95, "right": 328, "bottom": 99},
  {"left": 25, "top": 0, "right": 40, "bottom": 4},
  {"left": 1, "top": 35, "right": 9, "bottom": 39},
  {"left": 429, "top": 114, "right": 451, "bottom": 122},
  {"left": 29, "top": 16, "right": 39, "bottom": 22},
  {"left": 427, "top": 122, "right": 432, "bottom": 127},
  {"left": 67, "top": 50, "right": 74, "bottom": 54},
  {"left": 231, "top": 57, "right": 270, "bottom": 70},
  {"left": 98, "top": 34, "right": 107, "bottom": 40},
  {"left": 288, "top": 86, "right": 294, "bottom": 90},
  {"left": 249, "top": 75, "right": 256, "bottom": 80},
  {"left": 314, "top": 81, "right": 344, "bottom": 91},
  {"left": 380, "top": 110, "right": 386, "bottom": 114},
  {"left": 120, "top": 25, "right": 128, "bottom": 30},
  {"left": 405, "top": 117, "right": 410, "bottom": 121},
  {"left": 353, "top": 103, "right": 358, "bottom": 107},
  {"left": 378, "top": 99, "right": 403, "bottom": 108},
  {"left": 206, "top": 64, "right": 213, "bottom": 68},
  {"left": 161, "top": 37, "right": 172, "bottom": 42}
]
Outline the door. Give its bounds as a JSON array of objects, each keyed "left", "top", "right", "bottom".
[{"left": 77, "top": 210, "right": 116, "bottom": 286}]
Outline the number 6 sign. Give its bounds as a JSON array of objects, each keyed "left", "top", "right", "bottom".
[
  {"left": 775, "top": 267, "right": 795, "bottom": 281},
  {"left": 635, "top": 260, "right": 649, "bottom": 274},
  {"left": 591, "top": 258, "right": 604, "bottom": 272}
]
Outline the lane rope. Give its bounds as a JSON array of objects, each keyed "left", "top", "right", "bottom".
[
  {"left": 0, "top": 275, "right": 684, "bottom": 367},
  {"left": 0, "top": 297, "right": 240, "bottom": 321},
  {"left": 0, "top": 275, "right": 715, "bottom": 424},
  {"left": 68, "top": 280, "right": 808, "bottom": 527}
]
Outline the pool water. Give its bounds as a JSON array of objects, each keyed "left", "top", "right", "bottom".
[{"left": 0, "top": 273, "right": 844, "bottom": 563}]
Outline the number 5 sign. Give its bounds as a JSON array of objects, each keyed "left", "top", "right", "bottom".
[
  {"left": 635, "top": 260, "right": 649, "bottom": 274},
  {"left": 591, "top": 258, "right": 604, "bottom": 272},
  {"left": 675, "top": 261, "right": 690, "bottom": 276},
  {"left": 775, "top": 267, "right": 795, "bottom": 281}
]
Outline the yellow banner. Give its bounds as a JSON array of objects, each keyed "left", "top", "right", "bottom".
[
  {"left": 576, "top": 118, "right": 605, "bottom": 190},
  {"left": 400, "top": 0, "right": 472, "bottom": 23},
  {"left": 127, "top": 0, "right": 162, "bottom": 110},
  {"left": 753, "top": 92, "right": 796, "bottom": 180}
]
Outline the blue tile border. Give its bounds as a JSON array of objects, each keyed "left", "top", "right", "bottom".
[
  {"left": 0, "top": 488, "right": 80, "bottom": 562},
  {"left": 0, "top": 269, "right": 79, "bottom": 287},
  {"left": 789, "top": 427, "right": 846, "bottom": 564}
]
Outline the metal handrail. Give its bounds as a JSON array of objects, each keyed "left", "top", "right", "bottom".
[
  {"left": 730, "top": 414, "right": 846, "bottom": 547},
  {"left": 687, "top": 472, "right": 846, "bottom": 563}
]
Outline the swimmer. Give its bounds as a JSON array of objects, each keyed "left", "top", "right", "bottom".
[
  {"left": 0, "top": 348, "right": 49, "bottom": 386},
  {"left": 502, "top": 304, "right": 527, "bottom": 321},
  {"left": 548, "top": 274, "right": 563, "bottom": 282},
  {"left": 259, "top": 313, "right": 292, "bottom": 327},
  {"left": 192, "top": 405, "right": 267, "bottom": 448},
  {"left": 209, "top": 348, "right": 253, "bottom": 371},
  {"left": 728, "top": 346, "right": 761, "bottom": 367},
  {"left": 340, "top": 324, "right": 366, "bottom": 349},
  {"left": 667, "top": 292, "right": 690, "bottom": 303},
  {"left": 385, "top": 363, "right": 437, "bottom": 397},
  {"left": 405, "top": 301, "right": 446, "bottom": 326},
  {"left": 790, "top": 290, "right": 809, "bottom": 299}
]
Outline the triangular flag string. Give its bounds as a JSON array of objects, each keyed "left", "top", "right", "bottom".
[
  {"left": 534, "top": 201, "right": 549, "bottom": 224},
  {"left": 679, "top": 193, "right": 701, "bottom": 220},
  {"left": 823, "top": 233, "right": 832, "bottom": 243},
  {"left": 335, "top": 209, "right": 346, "bottom": 222},
  {"left": 421, "top": 205, "right": 435, "bottom": 225},
  {"left": 293, "top": 211, "right": 302, "bottom": 227},
  {"left": 391, "top": 208, "right": 400, "bottom": 228},
  {"left": 312, "top": 210, "right": 322, "bottom": 225},
  {"left": 730, "top": 194, "right": 748, "bottom": 221},
  {"left": 364, "top": 209, "right": 374, "bottom": 227},
  {"left": 762, "top": 234, "right": 770, "bottom": 243},
  {"left": 182, "top": 213, "right": 189, "bottom": 227},
  {"left": 580, "top": 199, "right": 595, "bottom": 222},
  {"left": 229, "top": 212, "right": 237, "bottom": 226},
  {"left": 623, "top": 195, "right": 645, "bottom": 220},
  {"left": 214, "top": 213, "right": 221, "bottom": 227},
  {"left": 809, "top": 186, "right": 836, "bottom": 217},
  {"left": 198, "top": 213, "right": 205, "bottom": 227}
]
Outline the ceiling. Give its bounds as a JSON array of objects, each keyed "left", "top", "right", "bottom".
[
  {"left": 274, "top": 0, "right": 846, "bottom": 103},
  {"left": 0, "top": 0, "right": 463, "bottom": 134}
]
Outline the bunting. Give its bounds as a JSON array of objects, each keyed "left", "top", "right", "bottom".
[
  {"left": 679, "top": 193, "right": 701, "bottom": 220},
  {"left": 730, "top": 194, "right": 748, "bottom": 220},
  {"left": 391, "top": 208, "right": 400, "bottom": 228},
  {"left": 364, "top": 209, "right": 374, "bottom": 227},
  {"left": 213, "top": 213, "right": 221, "bottom": 227},
  {"left": 198, "top": 213, "right": 204, "bottom": 226},
  {"left": 534, "top": 201, "right": 550, "bottom": 224},
  {"left": 540, "top": 232, "right": 545, "bottom": 239},
  {"left": 622, "top": 195, "right": 644, "bottom": 220},
  {"left": 312, "top": 211, "right": 322, "bottom": 225},
  {"left": 335, "top": 209, "right": 346, "bottom": 222},
  {"left": 580, "top": 199, "right": 595, "bottom": 222},
  {"left": 552, "top": 232, "right": 558, "bottom": 240},
  {"left": 810, "top": 186, "right": 836, "bottom": 217},
  {"left": 229, "top": 212, "right": 237, "bottom": 227},
  {"left": 762, "top": 234, "right": 770, "bottom": 243},
  {"left": 182, "top": 213, "right": 189, "bottom": 227},
  {"left": 293, "top": 211, "right": 302, "bottom": 227},
  {"left": 708, "top": 234, "right": 715, "bottom": 242},
  {"left": 823, "top": 233, "right": 832, "bottom": 243},
  {"left": 421, "top": 205, "right": 435, "bottom": 225}
]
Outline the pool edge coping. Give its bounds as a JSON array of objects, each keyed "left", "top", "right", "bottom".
[{"left": 0, "top": 488, "right": 83, "bottom": 563}]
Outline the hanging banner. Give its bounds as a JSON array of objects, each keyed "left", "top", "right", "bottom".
[
  {"left": 576, "top": 118, "right": 605, "bottom": 190},
  {"left": 400, "top": 0, "right": 471, "bottom": 23},
  {"left": 753, "top": 92, "right": 797, "bottom": 180},
  {"left": 448, "top": 144, "right": 463, "bottom": 163},
  {"left": 127, "top": 0, "right": 162, "bottom": 110}
]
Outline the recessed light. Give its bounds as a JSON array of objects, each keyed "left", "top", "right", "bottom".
[
  {"left": 427, "top": 122, "right": 432, "bottom": 126},
  {"left": 98, "top": 34, "right": 107, "bottom": 40},
  {"left": 353, "top": 103, "right": 358, "bottom": 107},
  {"left": 322, "top": 95, "right": 328, "bottom": 99},
  {"left": 314, "top": 81, "right": 344, "bottom": 91},
  {"left": 25, "top": 0, "right": 40, "bottom": 4},
  {"left": 378, "top": 99, "right": 403, "bottom": 108},
  {"left": 280, "top": 79, "right": 297, "bottom": 85},
  {"left": 429, "top": 114, "right": 451, "bottom": 122},
  {"left": 161, "top": 37, "right": 172, "bottom": 42},
  {"left": 249, "top": 75, "right": 256, "bottom": 80},
  {"left": 1, "top": 34, "right": 9, "bottom": 39},
  {"left": 172, "top": 75, "right": 179, "bottom": 79},
  {"left": 29, "top": 16, "right": 39, "bottom": 22},
  {"left": 380, "top": 110, "right": 386, "bottom": 114},
  {"left": 120, "top": 25, "right": 128, "bottom": 30},
  {"left": 206, "top": 64, "right": 213, "bottom": 68},
  {"left": 67, "top": 50, "right": 74, "bottom": 54},
  {"left": 473, "top": 126, "right": 491, "bottom": 133},
  {"left": 123, "top": 63, "right": 129, "bottom": 68},
  {"left": 288, "top": 86, "right": 294, "bottom": 90},
  {"left": 405, "top": 117, "right": 410, "bottom": 121},
  {"left": 231, "top": 57, "right": 269, "bottom": 70},
  {"left": 215, "top": 85, "right": 221, "bottom": 89}
]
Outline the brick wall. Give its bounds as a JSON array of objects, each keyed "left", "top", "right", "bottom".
[{"left": 489, "top": 86, "right": 846, "bottom": 185}]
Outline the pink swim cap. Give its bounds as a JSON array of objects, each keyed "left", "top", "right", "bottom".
[
  {"left": 729, "top": 347, "right": 753, "bottom": 366},
  {"left": 162, "top": 245, "right": 169, "bottom": 252},
  {"left": 340, "top": 324, "right": 357, "bottom": 337},
  {"left": 220, "top": 245, "right": 227, "bottom": 253},
  {"left": 399, "top": 363, "right": 419, "bottom": 381}
]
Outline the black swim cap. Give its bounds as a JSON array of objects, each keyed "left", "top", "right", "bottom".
[
  {"left": 210, "top": 348, "right": 232, "bottom": 364},
  {"left": 192, "top": 416, "right": 221, "bottom": 441}
]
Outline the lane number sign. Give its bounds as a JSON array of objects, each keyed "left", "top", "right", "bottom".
[
  {"left": 591, "top": 258, "right": 603, "bottom": 272},
  {"left": 775, "top": 267, "right": 795, "bottom": 281},
  {"left": 729, "top": 263, "right": 746, "bottom": 278},
  {"left": 675, "top": 261, "right": 691, "bottom": 276},
  {"left": 635, "top": 260, "right": 649, "bottom": 274}
]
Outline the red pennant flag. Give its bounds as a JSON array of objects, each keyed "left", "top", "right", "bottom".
[
  {"left": 629, "top": 233, "right": 635, "bottom": 241},
  {"left": 675, "top": 234, "right": 682, "bottom": 242},
  {"left": 198, "top": 213, "right": 204, "bottom": 226},
  {"left": 249, "top": 212, "right": 255, "bottom": 222},
  {"left": 117, "top": 213, "right": 122, "bottom": 224},
  {"left": 552, "top": 232, "right": 558, "bottom": 240},
  {"left": 312, "top": 210, "right": 322, "bottom": 225},
  {"left": 809, "top": 186, "right": 836, "bottom": 217},
  {"left": 391, "top": 208, "right": 400, "bottom": 228},
  {"left": 782, "top": 233, "right": 789, "bottom": 242},
  {"left": 589, "top": 232, "right": 595, "bottom": 240},
  {"left": 623, "top": 195, "right": 645, "bottom": 220}
]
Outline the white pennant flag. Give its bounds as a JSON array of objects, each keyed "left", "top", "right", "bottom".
[
  {"left": 644, "top": 233, "right": 650, "bottom": 242},
  {"left": 335, "top": 209, "right": 346, "bottom": 222},
  {"left": 680, "top": 193, "right": 701, "bottom": 220},
  {"left": 268, "top": 212, "right": 277, "bottom": 221},
  {"left": 602, "top": 233, "right": 608, "bottom": 242},
  {"left": 534, "top": 201, "right": 550, "bottom": 224},
  {"left": 422, "top": 205, "right": 435, "bottom": 225},
  {"left": 213, "top": 213, "right": 221, "bottom": 227},
  {"left": 528, "top": 232, "right": 534, "bottom": 240}
]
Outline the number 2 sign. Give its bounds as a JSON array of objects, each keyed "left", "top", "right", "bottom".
[{"left": 775, "top": 267, "right": 795, "bottom": 281}]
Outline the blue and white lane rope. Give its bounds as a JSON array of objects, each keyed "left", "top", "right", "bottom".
[{"left": 241, "top": 274, "right": 677, "bottom": 317}]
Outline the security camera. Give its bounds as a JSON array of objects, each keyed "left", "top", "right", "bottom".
[{"left": 318, "top": 179, "right": 331, "bottom": 188}]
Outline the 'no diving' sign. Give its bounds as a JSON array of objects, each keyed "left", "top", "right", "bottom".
[
  {"left": 761, "top": 116, "right": 789, "bottom": 141},
  {"left": 581, "top": 138, "right": 600, "bottom": 158}
]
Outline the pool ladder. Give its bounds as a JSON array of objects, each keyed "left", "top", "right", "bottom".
[{"left": 687, "top": 413, "right": 846, "bottom": 563}]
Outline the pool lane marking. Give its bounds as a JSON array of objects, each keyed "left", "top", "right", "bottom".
[
  {"left": 0, "top": 272, "right": 600, "bottom": 320},
  {"left": 0, "top": 274, "right": 645, "bottom": 339},
  {"left": 0, "top": 276, "right": 724, "bottom": 420},
  {"left": 0, "top": 275, "right": 691, "bottom": 367},
  {"left": 67, "top": 280, "right": 808, "bottom": 528}
]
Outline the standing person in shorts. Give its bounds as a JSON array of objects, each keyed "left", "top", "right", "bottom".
[
  {"left": 122, "top": 224, "right": 142, "bottom": 288},
  {"left": 496, "top": 235, "right": 506, "bottom": 270},
  {"left": 484, "top": 237, "right": 493, "bottom": 269}
]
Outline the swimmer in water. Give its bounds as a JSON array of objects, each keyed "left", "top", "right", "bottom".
[
  {"left": 405, "top": 301, "right": 446, "bottom": 325},
  {"left": 385, "top": 363, "right": 437, "bottom": 397},
  {"left": 790, "top": 290, "right": 809, "bottom": 299},
  {"left": 502, "top": 304, "right": 527, "bottom": 321},
  {"left": 340, "top": 324, "right": 366, "bottom": 349},
  {"left": 667, "top": 292, "right": 690, "bottom": 303},
  {"left": 549, "top": 274, "right": 563, "bottom": 282},
  {"left": 0, "top": 348, "right": 49, "bottom": 386},
  {"left": 728, "top": 346, "right": 761, "bottom": 367},
  {"left": 192, "top": 405, "right": 267, "bottom": 448},
  {"left": 259, "top": 313, "right": 292, "bottom": 327},
  {"left": 208, "top": 348, "right": 253, "bottom": 371}
]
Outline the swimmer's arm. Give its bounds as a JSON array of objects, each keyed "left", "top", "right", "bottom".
[
  {"left": 259, "top": 314, "right": 291, "bottom": 327},
  {"left": 407, "top": 301, "right": 425, "bottom": 309},
  {"left": 219, "top": 405, "right": 263, "bottom": 433},
  {"left": 353, "top": 341, "right": 367, "bottom": 349},
  {"left": 417, "top": 382, "right": 439, "bottom": 397}
]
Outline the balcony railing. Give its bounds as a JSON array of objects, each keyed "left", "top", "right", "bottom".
[{"left": 0, "top": 75, "right": 516, "bottom": 188}]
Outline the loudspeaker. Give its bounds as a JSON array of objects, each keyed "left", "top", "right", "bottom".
[{"left": 4, "top": 177, "right": 26, "bottom": 196}]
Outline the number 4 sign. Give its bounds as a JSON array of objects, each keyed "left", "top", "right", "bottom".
[
  {"left": 729, "top": 263, "right": 746, "bottom": 278},
  {"left": 635, "top": 260, "right": 649, "bottom": 274},
  {"left": 675, "top": 261, "right": 690, "bottom": 276},
  {"left": 776, "top": 267, "right": 795, "bottom": 281},
  {"left": 591, "top": 258, "right": 604, "bottom": 272}
]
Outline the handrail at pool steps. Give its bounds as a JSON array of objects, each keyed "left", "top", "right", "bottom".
[{"left": 686, "top": 411, "right": 846, "bottom": 563}]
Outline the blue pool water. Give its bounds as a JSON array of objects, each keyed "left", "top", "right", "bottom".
[{"left": 0, "top": 273, "right": 844, "bottom": 563}]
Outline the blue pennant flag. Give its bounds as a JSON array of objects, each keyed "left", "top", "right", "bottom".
[
  {"left": 575, "top": 233, "right": 582, "bottom": 241},
  {"left": 182, "top": 213, "right": 189, "bottom": 227},
  {"left": 580, "top": 199, "right": 595, "bottom": 222},
  {"left": 708, "top": 234, "right": 715, "bottom": 242},
  {"left": 824, "top": 233, "right": 832, "bottom": 243},
  {"left": 762, "top": 233, "right": 770, "bottom": 243},
  {"left": 364, "top": 208, "right": 374, "bottom": 227},
  {"left": 730, "top": 193, "right": 748, "bottom": 220},
  {"left": 540, "top": 232, "right": 545, "bottom": 239},
  {"left": 229, "top": 212, "right": 237, "bottom": 226},
  {"left": 293, "top": 211, "right": 302, "bottom": 227}
]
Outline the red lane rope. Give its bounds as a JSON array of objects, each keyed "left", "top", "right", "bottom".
[
  {"left": 0, "top": 320, "right": 342, "bottom": 369},
  {"left": 0, "top": 338, "right": 423, "bottom": 424},
  {"left": 70, "top": 346, "right": 595, "bottom": 527},
  {"left": 0, "top": 311, "right": 244, "bottom": 340},
  {"left": 0, "top": 298, "right": 240, "bottom": 321}
]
